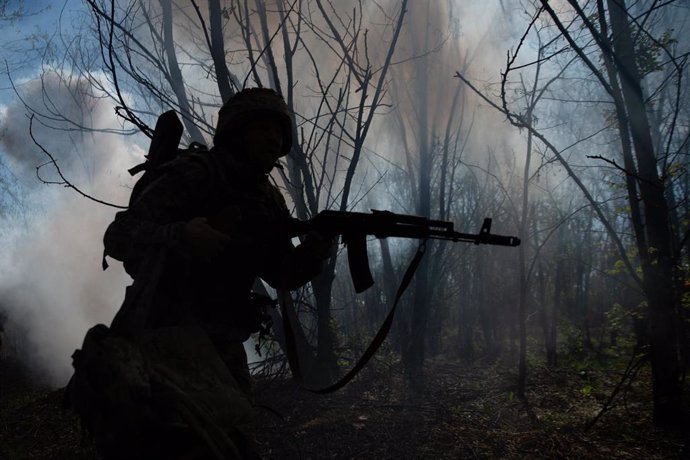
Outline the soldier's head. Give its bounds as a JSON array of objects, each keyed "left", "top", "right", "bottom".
[{"left": 214, "top": 88, "right": 292, "bottom": 174}]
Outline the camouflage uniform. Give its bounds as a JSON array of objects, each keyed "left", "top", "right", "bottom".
[
  {"left": 100, "top": 89, "right": 322, "bottom": 458},
  {"left": 110, "top": 151, "right": 314, "bottom": 365}
]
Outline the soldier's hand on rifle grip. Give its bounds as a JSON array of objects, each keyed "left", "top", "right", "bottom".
[
  {"left": 300, "top": 231, "right": 335, "bottom": 261},
  {"left": 183, "top": 217, "right": 232, "bottom": 262}
]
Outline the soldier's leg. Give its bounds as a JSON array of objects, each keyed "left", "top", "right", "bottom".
[
  {"left": 211, "top": 337, "right": 253, "bottom": 400},
  {"left": 209, "top": 336, "right": 260, "bottom": 458}
]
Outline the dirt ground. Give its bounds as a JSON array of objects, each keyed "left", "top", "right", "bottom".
[{"left": 1, "top": 354, "right": 688, "bottom": 459}]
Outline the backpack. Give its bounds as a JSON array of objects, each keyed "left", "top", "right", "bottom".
[
  {"left": 101, "top": 110, "right": 207, "bottom": 272},
  {"left": 127, "top": 110, "right": 206, "bottom": 205}
]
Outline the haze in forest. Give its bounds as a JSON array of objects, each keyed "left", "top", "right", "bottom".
[
  {"left": 0, "top": 1, "right": 502, "bottom": 385},
  {"left": 0, "top": 2, "right": 687, "bottom": 431}
]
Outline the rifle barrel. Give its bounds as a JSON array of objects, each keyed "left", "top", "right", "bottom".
[{"left": 439, "top": 231, "right": 520, "bottom": 246}]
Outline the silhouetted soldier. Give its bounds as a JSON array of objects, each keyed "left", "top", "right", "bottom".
[{"left": 100, "top": 88, "right": 331, "bottom": 458}]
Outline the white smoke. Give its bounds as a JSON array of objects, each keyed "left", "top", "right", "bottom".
[
  {"left": 0, "top": 1, "right": 540, "bottom": 387},
  {"left": 0, "top": 70, "right": 143, "bottom": 386}
]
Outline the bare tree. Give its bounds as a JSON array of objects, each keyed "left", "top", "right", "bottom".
[
  {"left": 457, "top": 0, "right": 688, "bottom": 426},
  {"left": 384, "top": 1, "right": 487, "bottom": 387},
  {"left": 17, "top": 0, "right": 410, "bottom": 388}
]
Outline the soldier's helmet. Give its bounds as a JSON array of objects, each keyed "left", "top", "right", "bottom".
[{"left": 214, "top": 88, "right": 293, "bottom": 157}]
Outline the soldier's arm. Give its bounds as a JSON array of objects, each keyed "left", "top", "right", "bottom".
[
  {"left": 260, "top": 231, "right": 333, "bottom": 291},
  {"left": 252, "top": 185, "right": 324, "bottom": 289}
]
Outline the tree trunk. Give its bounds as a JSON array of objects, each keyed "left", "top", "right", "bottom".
[
  {"left": 402, "top": 2, "right": 432, "bottom": 389},
  {"left": 160, "top": 1, "right": 205, "bottom": 143},
  {"left": 208, "top": 0, "right": 237, "bottom": 103},
  {"left": 607, "top": 0, "right": 682, "bottom": 426},
  {"left": 311, "top": 253, "right": 340, "bottom": 386},
  {"left": 547, "top": 235, "right": 564, "bottom": 367},
  {"left": 379, "top": 238, "right": 402, "bottom": 350},
  {"left": 253, "top": 280, "right": 319, "bottom": 380},
  {"left": 517, "top": 119, "right": 533, "bottom": 399}
]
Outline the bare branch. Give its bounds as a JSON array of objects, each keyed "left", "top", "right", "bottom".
[
  {"left": 29, "top": 114, "right": 127, "bottom": 209},
  {"left": 455, "top": 70, "right": 644, "bottom": 290},
  {"left": 587, "top": 154, "right": 660, "bottom": 186}
]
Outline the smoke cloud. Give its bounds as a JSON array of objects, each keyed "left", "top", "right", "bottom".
[{"left": 0, "top": 71, "right": 142, "bottom": 386}]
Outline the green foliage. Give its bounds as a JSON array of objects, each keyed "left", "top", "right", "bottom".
[
  {"left": 607, "top": 260, "right": 627, "bottom": 276},
  {"left": 682, "top": 289, "right": 690, "bottom": 313},
  {"left": 556, "top": 305, "right": 641, "bottom": 375},
  {"left": 560, "top": 322, "right": 586, "bottom": 358},
  {"left": 605, "top": 303, "right": 627, "bottom": 334},
  {"left": 580, "top": 384, "right": 593, "bottom": 397},
  {"left": 634, "top": 29, "right": 677, "bottom": 77},
  {"left": 667, "top": 162, "right": 687, "bottom": 181},
  {"left": 604, "top": 301, "right": 646, "bottom": 356},
  {"left": 594, "top": 17, "right": 676, "bottom": 77},
  {"left": 606, "top": 245, "right": 643, "bottom": 279}
]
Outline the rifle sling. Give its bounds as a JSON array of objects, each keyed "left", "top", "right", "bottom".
[{"left": 281, "top": 239, "right": 428, "bottom": 394}]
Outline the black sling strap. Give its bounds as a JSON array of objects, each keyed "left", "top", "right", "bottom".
[{"left": 282, "top": 240, "right": 427, "bottom": 394}]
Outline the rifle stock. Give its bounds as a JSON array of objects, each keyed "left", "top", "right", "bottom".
[{"left": 286, "top": 210, "right": 520, "bottom": 293}]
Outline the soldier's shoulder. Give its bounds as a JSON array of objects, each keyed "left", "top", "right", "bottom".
[
  {"left": 164, "top": 148, "right": 212, "bottom": 171},
  {"left": 158, "top": 148, "right": 221, "bottom": 187}
]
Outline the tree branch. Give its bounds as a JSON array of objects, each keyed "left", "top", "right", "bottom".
[
  {"left": 455, "top": 71, "right": 644, "bottom": 291},
  {"left": 586, "top": 154, "right": 659, "bottom": 187},
  {"left": 29, "top": 114, "right": 127, "bottom": 209}
]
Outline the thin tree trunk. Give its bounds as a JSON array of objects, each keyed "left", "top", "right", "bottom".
[
  {"left": 245, "top": 0, "right": 409, "bottom": 386},
  {"left": 160, "top": 1, "right": 205, "bottom": 143},
  {"left": 208, "top": 0, "right": 237, "bottom": 102},
  {"left": 547, "top": 239, "right": 562, "bottom": 367},
  {"left": 403, "top": 2, "right": 432, "bottom": 388},
  {"left": 517, "top": 117, "right": 533, "bottom": 398}
]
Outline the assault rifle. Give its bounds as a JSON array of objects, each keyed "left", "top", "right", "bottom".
[{"left": 286, "top": 210, "right": 520, "bottom": 293}]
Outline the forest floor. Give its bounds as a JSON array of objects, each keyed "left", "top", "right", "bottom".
[{"left": 1, "top": 353, "right": 689, "bottom": 459}]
